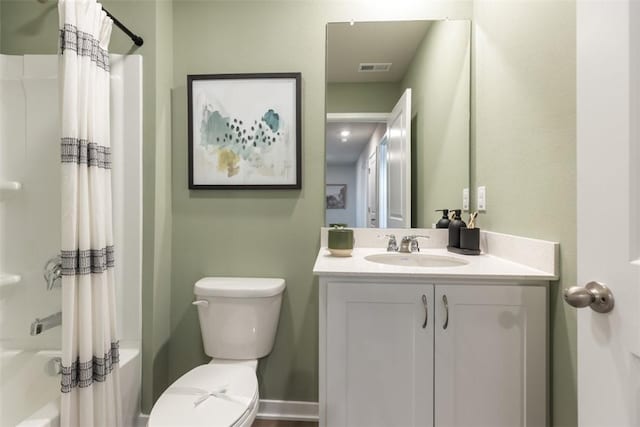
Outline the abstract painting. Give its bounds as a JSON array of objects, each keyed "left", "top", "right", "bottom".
[
  {"left": 188, "top": 73, "right": 301, "bottom": 189},
  {"left": 326, "top": 184, "right": 347, "bottom": 209}
]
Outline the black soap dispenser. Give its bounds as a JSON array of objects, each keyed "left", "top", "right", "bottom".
[
  {"left": 435, "top": 209, "right": 451, "bottom": 229},
  {"left": 448, "top": 209, "right": 467, "bottom": 248}
]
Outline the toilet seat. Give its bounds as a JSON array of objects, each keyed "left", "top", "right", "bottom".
[{"left": 148, "top": 364, "right": 258, "bottom": 427}]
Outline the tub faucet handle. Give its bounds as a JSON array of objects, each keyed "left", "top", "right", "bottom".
[{"left": 43, "top": 255, "right": 62, "bottom": 291}]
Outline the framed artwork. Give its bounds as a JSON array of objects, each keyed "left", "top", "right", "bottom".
[
  {"left": 187, "top": 73, "right": 301, "bottom": 189},
  {"left": 326, "top": 184, "right": 347, "bottom": 209}
]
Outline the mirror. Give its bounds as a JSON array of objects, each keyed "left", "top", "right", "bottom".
[{"left": 325, "top": 20, "right": 471, "bottom": 228}]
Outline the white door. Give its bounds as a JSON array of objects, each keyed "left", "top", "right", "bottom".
[
  {"left": 386, "top": 89, "right": 412, "bottom": 228},
  {"left": 367, "top": 152, "right": 377, "bottom": 228},
  {"left": 575, "top": 0, "right": 640, "bottom": 425},
  {"left": 434, "top": 284, "right": 547, "bottom": 427},
  {"left": 326, "top": 282, "right": 433, "bottom": 427}
]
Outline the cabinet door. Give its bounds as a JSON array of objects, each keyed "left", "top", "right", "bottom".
[
  {"left": 434, "top": 285, "right": 546, "bottom": 427},
  {"left": 327, "top": 282, "right": 434, "bottom": 427}
]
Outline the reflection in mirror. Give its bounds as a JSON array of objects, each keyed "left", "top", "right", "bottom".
[{"left": 325, "top": 20, "right": 471, "bottom": 229}]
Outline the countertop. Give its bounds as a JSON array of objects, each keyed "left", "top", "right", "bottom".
[{"left": 313, "top": 247, "right": 557, "bottom": 282}]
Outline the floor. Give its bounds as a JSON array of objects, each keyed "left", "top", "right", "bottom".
[{"left": 252, "top": 420, "right": 318, "bottom": 427}]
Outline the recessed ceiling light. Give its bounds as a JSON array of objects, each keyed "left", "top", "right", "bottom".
[{"left": 340, "top": 130, "right": 350, "bottom": 137}]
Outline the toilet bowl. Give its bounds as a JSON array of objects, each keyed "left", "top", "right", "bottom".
[
  {"left": 148, "top": 363, "right": 259, "bottom": 427},
  {"left": 148, "top": 278, "right": 286, "bottom": 427}
]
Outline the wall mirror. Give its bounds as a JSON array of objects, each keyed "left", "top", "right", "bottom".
[{"left": 325, "top": 20, "right": 471, "bottom": 228}]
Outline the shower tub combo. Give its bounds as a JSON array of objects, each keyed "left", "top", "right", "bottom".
[{"left": 0, "top": 54, "right": 143, "bottom": 426}]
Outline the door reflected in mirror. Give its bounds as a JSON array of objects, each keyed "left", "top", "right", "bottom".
[{"left": 325, "top": 20, "right": 471, "bottom": 228}]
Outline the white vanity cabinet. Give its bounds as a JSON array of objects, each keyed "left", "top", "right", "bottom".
[
  {"left": 433, "top": 284, "right": 547, "bottom": 427},
  {"left": 325, "top": 282, "right": 435, "bottom": 427},
  {"left": 319, "top": 278, "right": 548, "bottom": 427}
]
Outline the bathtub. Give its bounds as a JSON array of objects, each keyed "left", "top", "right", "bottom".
[{"left": 0, "top": 346, "right": 140, "bottom": 427}]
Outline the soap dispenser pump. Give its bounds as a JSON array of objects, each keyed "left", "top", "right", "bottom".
[
  {"left": 435, "top": 209, "right": 451, "bottom": 229},
  {"left": 448, "top": 209, "right": 467, "bottom": 248}
]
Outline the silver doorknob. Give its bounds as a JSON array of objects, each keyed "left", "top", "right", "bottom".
[{"left": 563, "top": 281, "right": 614, "bottom": 313}]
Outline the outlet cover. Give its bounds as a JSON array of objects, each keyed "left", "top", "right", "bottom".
[
  {"left": 462, "top": 188, "right": 470, "bottom": 211},
  {"left": 477, "top": 186, "right": 487, "bottom": 211}
]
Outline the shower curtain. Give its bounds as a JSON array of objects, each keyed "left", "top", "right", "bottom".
[{"left": 58, "top": 0, "right": 122, "bottom": 425}]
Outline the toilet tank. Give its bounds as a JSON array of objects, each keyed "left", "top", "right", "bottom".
[{"left": 193, "top": 277, "right": 286, "bottom": 360}]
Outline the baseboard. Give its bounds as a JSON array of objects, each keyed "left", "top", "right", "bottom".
[{"left": 256, "top": 399, "right": 319, "bottom": 422}]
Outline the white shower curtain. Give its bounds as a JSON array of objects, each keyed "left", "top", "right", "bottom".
[{"left": 58, "top": 1, "right": 122, "bottom": 426}]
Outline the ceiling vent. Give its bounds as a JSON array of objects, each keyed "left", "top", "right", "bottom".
[{"left": 358, "top": 63, "right": 392, "bottom": 73}]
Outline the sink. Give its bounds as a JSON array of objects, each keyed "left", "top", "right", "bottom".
[{"left": 364, "top": 253, "right": 469, "bottom": 268}]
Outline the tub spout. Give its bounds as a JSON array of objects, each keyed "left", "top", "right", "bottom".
[{"left": 30, "top": 312, "right": 62, "bottom": 336}]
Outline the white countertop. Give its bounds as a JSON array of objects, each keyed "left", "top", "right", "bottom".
[{"left": 313, "top": 247, "right": 557, "bottom": 282}]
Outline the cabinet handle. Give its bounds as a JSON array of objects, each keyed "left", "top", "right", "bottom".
[
  {"left": 421, "top": 294, "right": 428, "bottom": 328},
  {"left": 442, "top": 295, "right": 449, "bottom": 330}
]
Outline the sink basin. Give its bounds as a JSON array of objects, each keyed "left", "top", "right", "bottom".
[{"left": 364, "top": 253, "right": 469, "bottom": 268}]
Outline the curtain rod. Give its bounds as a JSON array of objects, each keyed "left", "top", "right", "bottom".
[
  {"left": 45, "top": 0, "right": 144, "bottom": 46},
  {"left": 102, "top": 7, "right": 144, "bottom": 47}
]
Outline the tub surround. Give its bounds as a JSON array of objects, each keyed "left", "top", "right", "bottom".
[
  {"left": 0, "top": 273, "right": 21, "bottom": 287},
  {"left": 0, "top": 181, "right": 21, "bottom": 191}
]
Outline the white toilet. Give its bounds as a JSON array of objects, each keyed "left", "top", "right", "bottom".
[{"left": 148, "top": 277, "right": 286, "bottom": 427}]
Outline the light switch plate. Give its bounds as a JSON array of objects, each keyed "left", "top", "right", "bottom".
[
  {"left": 477, "top": 186, "right": 487, "bottom": 211},
  {"left": 462, "top": 188, "right": 470, "bottom": 211}
]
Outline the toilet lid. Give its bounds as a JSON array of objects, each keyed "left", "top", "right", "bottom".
[{"left": 148, "top": 364, "right": 258, "bottom": 427}]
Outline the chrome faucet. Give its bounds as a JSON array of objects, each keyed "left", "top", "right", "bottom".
[
  {"left": 30, "top": 312, "right": 62, "bottom": 336},
  {"left": 385, "top": 234, "right": 398, "bottom": 252},
  {"left": 399, "top": 235, "right": 430, "bottom": 253}
]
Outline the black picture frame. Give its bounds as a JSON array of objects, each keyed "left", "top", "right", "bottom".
[{"left": 187, "top": 73, "right": 302, "bottom": 189}]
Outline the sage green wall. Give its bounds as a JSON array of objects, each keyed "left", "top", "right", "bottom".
[
  {"left": 170, "top": 0, "right": 472, "bottom": 402},
  {"left": 326, "top": 82, "right": 400, "bottom": 113},
  {"left": 401, "top": 20, "right": 470, "bottom": 228},
  {"left": 1, "top": 0, "right": 58, "bottom": 52},
  {"left": 0, "top": 0, "right": 174, "bottom": 413},
  {"left": 472, "top": 1, "right": 577, "bottom": 425}
]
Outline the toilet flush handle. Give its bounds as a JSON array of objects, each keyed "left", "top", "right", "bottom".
[{"left": 192, "top": 300, "right": 209, "bottom": 307}]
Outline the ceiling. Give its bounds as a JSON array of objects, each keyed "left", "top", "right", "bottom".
[
  {"left": 326, "top": 122, "right": 381, "bottom": 165},
  {"left": 326, "top": 21, "right": 432, "bottom": 83}
]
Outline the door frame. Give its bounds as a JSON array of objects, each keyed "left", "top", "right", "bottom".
[{"left": 326, "top": 113, "right": 390, "bottom": 123}]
